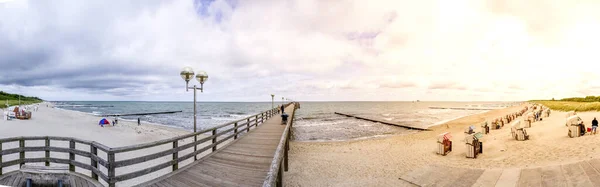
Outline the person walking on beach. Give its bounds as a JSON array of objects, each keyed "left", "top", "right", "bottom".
[
  {"left": 593, "top": 118, "right": 598, "bottom": 135},
  {"left": 138, "top": 117, "right": 141, "bottom": 126}
]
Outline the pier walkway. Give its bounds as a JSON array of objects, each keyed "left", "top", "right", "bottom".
[{"left": 139, "top": 104, "right": 297, "bottom": 187}]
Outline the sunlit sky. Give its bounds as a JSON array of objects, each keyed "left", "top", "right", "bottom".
[{"left": 1, "top": 0, "right": 600, "bottom": 101}]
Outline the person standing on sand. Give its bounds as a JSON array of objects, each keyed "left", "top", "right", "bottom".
[
  {"left": 593, "top": 118, "right": 598, "bottom": 135},
  {"left": 138, "top": 117, "right": 141, "bottom": 126}
]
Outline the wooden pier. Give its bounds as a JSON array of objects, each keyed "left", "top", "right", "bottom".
[
  {"left": 334, "top": 112, "right": 430, "bottom": 131},
  {"left": 100, "top": 110, "right": 183, "bottom": 117},
  {"left": 0, "top": 103, "right": 297, "bottom": 187}
]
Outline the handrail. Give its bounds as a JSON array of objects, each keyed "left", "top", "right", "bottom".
[
  {"left": 263, "top": 102, "right": 298, "bottom": 187},
  {"left": 0, "top": 103, "right": 292, "bottom": 187}
]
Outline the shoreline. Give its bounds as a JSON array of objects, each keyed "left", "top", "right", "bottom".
[
  {"left": 295, "top": 109, "right": 492, "bottom": 143},
  {"left": 52, "top": 104, "right": 193, "bottom": 134},
  {"left": 286, "top": 104, "right": 600, "bottom": 186}
]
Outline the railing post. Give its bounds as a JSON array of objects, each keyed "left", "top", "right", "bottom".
[
  {"left": 172, "top": 141, "right": 178, "bottom": 171},
  {"left": 45, "top": 137, "right": 50, "bottom": 166},
  {"left": 69, "top": 140, "right": 75, "bottom": 172},
  {"left": 284, "top": 139, "right": 289, "bottom": 172},
  {"left": 234, "top": 122, "right": 238, "bottom": 139},
  {"left": 0, "top": 140, "right": 3, "bottom": 175},
  {"left": 91, "top": 144, "right": 98, "bottom": 181},
  {"left": 277, "top": 162, "right": 283, "bottom": 187},
  {"left": 254, "top": 115, "right": 258, "bottom": 128},
  {"left": 108, "top": 151, "right": 115, "bottom": 187},
  {"left": 19, "top": 138, "right": 24, "bottom": 168},
  {"left": 247, "top": 118, "right": 250, "bottom": 132},
  {"left": 212, "top": 129, "right": 217, "bottom": 152},
  {"left": 194, "top": 133, "right": 197, "bottom": 161}
]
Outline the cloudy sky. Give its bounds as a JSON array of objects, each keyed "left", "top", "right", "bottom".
[{"left": 1, "top": 0, "right": 600, "bottom": 102}]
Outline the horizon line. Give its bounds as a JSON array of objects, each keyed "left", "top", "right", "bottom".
[{"left": 48, "top": 100, "right": 528, "bottom": 102}]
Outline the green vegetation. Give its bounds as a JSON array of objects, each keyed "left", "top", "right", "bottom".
[
  {"left": 0, "top": 91, "right": 43, "bottom": 108},
  {"left": 530, "top": 100, "right": 600, "bottom": 112},
  {"left": 531, "top": 96, "right": 600, "bottom": 111}
]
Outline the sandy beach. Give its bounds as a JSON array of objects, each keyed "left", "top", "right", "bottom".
[
  {"left": 0, "top": 102, "right": 195, "bottom": 186},
  {"left": 285, "top": 104, "right": 600, "bottom": 186},
  {"left": 0, "top": 103, "right": 189, "bottom": 146}
]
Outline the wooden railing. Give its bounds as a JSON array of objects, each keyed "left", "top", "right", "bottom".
[
  {"left": 0, "top": 104, "right": 292, "bottom": 187},
  {"left": 263, "top": 102, "right": 298, "bottom": 187}
]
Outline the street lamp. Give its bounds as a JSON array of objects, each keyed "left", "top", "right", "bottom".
[
  {"left": 180, "top": 66, "right": 208, "bottom": 161},
  {"left": 271, "top": 94, "right": 274, "bottom": 109}
]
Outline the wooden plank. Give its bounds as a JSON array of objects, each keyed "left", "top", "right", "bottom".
[
  {"left": 581, "top": 161, "right": 600, "bottom": 185},
  {"left": 70, "top": 175, "right": 77, "bottom": 187},
  {"left": 517, "top": 168, "right": 542, "bottom": 187},
  {"left": 541, "top": 165, "right": 567, "bottom": 187},
  {"left": 185, "top": 168, "right": 259, "bottom": 187},
  {"left": 169, "top": 171, "right": 212, "bottom": 187},
  {"left": 495, "top": 169, "right": 520, "bottom": 187},
  {"left": 446, "top": 168, "right": 484, "bottom": 187},
  {"left": 334, "top": 112, "right": 429, "bottom": 130},
  {"left": 152, "top": 181, "right": 172, "bottom": 187},
  {"left": 586, "top": 159, "right": 600, "bottom": 173},
  {"left": 0, "top": 173, "right": 15, "bottom": 186},
  {"left": 561, "top": 163, "right": 593, "bottom": 187},
  {"left": 173, "top": 171, "right": 221, "bottom": 187},
  {"left": 11, "top": 173, "right": 22, "bottom": 187},
  {"left": 202, "top": 160, "right": 269, "bottom": 178}
]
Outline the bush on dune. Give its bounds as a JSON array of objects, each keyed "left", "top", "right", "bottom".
[{"left": 531, "top": 96, "right": 600, "bottom": 111}]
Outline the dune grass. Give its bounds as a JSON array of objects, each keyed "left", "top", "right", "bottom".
[
  {"left": 0, "top": 100, "right": 42, "bottom": 109},
  {"left": 530, "top": 100, "right": 600, "bottom": 112}
]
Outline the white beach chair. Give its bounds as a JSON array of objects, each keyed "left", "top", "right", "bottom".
[
  {"left": 566, "top": 111, "right": 576, "bottom": 118},
  {"left": 437, "top": 132, "right": 452, "bottom": 156},
  {"left": 511, "top": 120, "right": 528, "bottom": 141},
  {"left": 480, "top": 121, "right": 489, "bottom": 134},
  {"left": 464, "top": 132, "right": 483, "bottom": 158},
  {"left": 566, "top": 115, "right": 584, "bottom": 138}
]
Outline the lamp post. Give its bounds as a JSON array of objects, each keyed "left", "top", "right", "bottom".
[
  {"left": 271, "top": 94, "right": 274, "bottom": 109},
  {"left": 180, "top": 66, "right": 208, "bottom": 161}
]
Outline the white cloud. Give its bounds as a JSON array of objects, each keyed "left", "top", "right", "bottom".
[{"left": 2, "top": 0, "right": 600, "bottom": 101}]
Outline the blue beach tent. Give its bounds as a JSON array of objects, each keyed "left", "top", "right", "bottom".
[{"left": 99, "top": 118, "right": 110, "bottom": 125}]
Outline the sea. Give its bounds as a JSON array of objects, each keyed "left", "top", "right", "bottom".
[{"left": 52, "top": 101, "right": 519, "bottom": 142}]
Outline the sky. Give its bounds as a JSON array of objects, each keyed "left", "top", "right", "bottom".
[{"left": 1, "top": 0, "right": 600, "bottom": 102}]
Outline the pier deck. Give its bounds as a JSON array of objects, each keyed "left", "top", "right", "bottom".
[{"left": 138, "top": 104, "right": 296, "bottom": 187}]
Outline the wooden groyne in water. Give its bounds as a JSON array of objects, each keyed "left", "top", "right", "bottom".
[
  {"left": 100, "top": 110, "right": 183, "bottom": 117},
  {"left": 334, "top": 112, "right": 430, "bottom": 131},
  {"left": 429, "top": 107, "right": 496, "bottom": 110}
]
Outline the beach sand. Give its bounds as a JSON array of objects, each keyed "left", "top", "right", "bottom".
[
  {"left": 0, "top": 103, "right": 189, "bottom": 146},
  {"left": 285, "top": 104, "right": 600, "bottom": 186},
  {"left": 0, "top": 102, "right": 203, "bottom": 186}
]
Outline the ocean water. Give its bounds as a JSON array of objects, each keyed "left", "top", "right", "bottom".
[{"left": 53, "top": 101, "right": 517, "bottom": 141}]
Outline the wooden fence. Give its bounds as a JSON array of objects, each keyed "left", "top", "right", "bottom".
[
  {"left": 263, "top": 103, "right": 298, "bottom": 187},
  {"left": 0, "top": 103, "right": 291, "bottom": 187}
]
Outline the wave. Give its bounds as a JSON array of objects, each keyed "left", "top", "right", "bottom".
[
  {"left": 226, "top": 111, "right": 246, "bottom": 115},
  {"left": 427, "top": 110, "right": 488, "bottom": 127}
]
